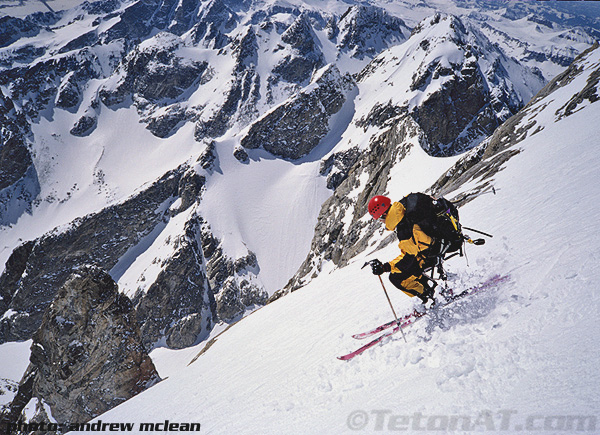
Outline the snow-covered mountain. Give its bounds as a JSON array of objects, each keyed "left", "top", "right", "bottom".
[
  {"left": 59, "top": 40, "right": 600, "bottom": 434},
  {"left": 0, "top": 0, "right": 599, "bottom": 430}
]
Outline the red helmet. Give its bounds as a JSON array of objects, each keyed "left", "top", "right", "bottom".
[{"left": 368, "top": 195, "right": 391, "bottom": 220}]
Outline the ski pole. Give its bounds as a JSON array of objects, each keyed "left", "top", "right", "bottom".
[
  {"left": 377, "top": 275, "right": 407, "bottom": 343},
  {"left": 462, "top": 226, "right": 493, "bottom": 238}
]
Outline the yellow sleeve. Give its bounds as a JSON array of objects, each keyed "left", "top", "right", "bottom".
[{"left": 388, "top": 253, "right": 405, "bottom": 274}]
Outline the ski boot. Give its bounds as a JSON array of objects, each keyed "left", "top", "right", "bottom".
[{"left": 418, "top": 279, "right": 436, "bottom": 308}]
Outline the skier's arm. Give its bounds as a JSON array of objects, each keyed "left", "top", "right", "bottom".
[{"left": 388, "top": 253, "right": 405, "bottom": 274}]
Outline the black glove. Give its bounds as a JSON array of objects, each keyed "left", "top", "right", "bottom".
[{"left": 370, "top": 259, "right": 391, "bottom": 275}]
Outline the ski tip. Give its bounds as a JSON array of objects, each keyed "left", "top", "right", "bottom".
[{"left": 337, "top": 355, "right": 352, "bottom": 361}]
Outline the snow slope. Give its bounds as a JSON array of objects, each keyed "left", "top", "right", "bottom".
[
  {"left": 197, "top": 136, "right": 332, "bottom": 293},
  {"left": 0, "top": 0, "right": 85, "bottom": 17},
  {"left": 68, "top": 45, "right": 600, "bottom": 435},
  {"left": 0, "top": 340, "right": 31, "bottom": 411}
]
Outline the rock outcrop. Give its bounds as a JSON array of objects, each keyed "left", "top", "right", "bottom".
[
  {"left": 356, "top": 14, "right": 545, "bottom": 157},
  {"left": 271, "top": 113, "right": 421, "bottom": 300},
  {"left": 199, "top": 220, "right": 267, "bottom": 322},
  {"left": 0, "top": 156, "right": 267, "bottom": 349},
  {"left": 0, "top": 89, "right": 39, "bottom": 226},
  {"left": 1, "top": 266, "right": 159, "bottom": 427},
  {"left": 337, "top": 5, "right": 409, "bottom": 59},
  {"left": 194, "top": 27, "right": 261, "bottom": 140},
  {"left": 430, "top": 42, "right": 600, "bottom": 204},
  {"left": 241, "top": 64, "right": 355, "bottom": 160},
  {"left": 131, "top": 213, "right": 216, "bottom": 350},
  {"left": 271, "top": 12, "right": 325, "bottom": 84},
  {"left": 100, "top": 32, "right": 209, "bottom": 106}
]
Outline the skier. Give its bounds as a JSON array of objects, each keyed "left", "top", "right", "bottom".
[{"left": 367, "top": 193, "right": 459, "bottom": 304}]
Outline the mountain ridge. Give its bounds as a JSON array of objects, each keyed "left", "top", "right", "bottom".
[{"left": 0, "top": 0, "right": 599, "bottom": 428}]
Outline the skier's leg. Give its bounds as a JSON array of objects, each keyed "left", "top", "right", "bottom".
[{"left": 388, "top": 255, "right": 430, "bottom": 303}]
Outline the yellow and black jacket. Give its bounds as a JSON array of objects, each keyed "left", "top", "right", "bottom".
[{"left": 384, "top": 201, "right": 434, "bottom": 273}]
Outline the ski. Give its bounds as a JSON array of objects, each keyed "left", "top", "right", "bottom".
[
  {"left": 337, "top": 314, "right": 425, "bottom": 361},
  {"left": 352, "top": 313, "right": 413, "bottom": 339},
  {"left": 338, "top": 274, "right": 509, "bottom": 360},
  {"left": 351, "top": 274, "right": 508, "bottom": 340}
]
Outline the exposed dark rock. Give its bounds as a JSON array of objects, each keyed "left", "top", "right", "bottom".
[
  {"left": 241, "top": 64, "right": 355, "bottom": 160},
  {"left": 0, "top": 49, "right": 102, "bottom": 124},
  {"left": 0, "top": 89, "right": 30, "bottom": 190},
  {"left": 83, "top": 0, "right": 122, "bottom": 15},
  {"left": 430, "top": 43, "right": 600, "bottom": 205},
  {"left": 406, "top": 14, "right": 528, "bottom": 157},
  {"left": 325, "top": 17, "right": 339, "bottom": 40},
  {"left": 0, "top": 88, "right": 39, "bottom": 227},
  {"left": 55, "top": 75, "right": 82, "bottom": 109},
  {"left": 70, "top": 115, "right": 97, "bottom": 137},
  {"left": 272, "top": 114, "right": 419, "bottom": 299},
  {"left": 0, "top": 135, "right": 31, "bottom": 192},
  {"left": 320, "top": 147, "right": 362, "bottom": 190},
  {"left": 194, "top": 29, "right": 260, "bottom": 140},
  {"left": 355, "top": 14, "right": 543, "bottom": 158},
  {"left": 167, "top": 0, "right": 201, "bottom": 36},
  {"left": 356, "top": 102, "right": 405, "bottom": 130},
  {"left": 100, "top": 32, "right": 209, "bottom": 106},
  {"left": 233, "top": 145, "right": 249, "bottom": 163},
  {"left": 189, "top": 0, "right": 237, "bottom": 48},
  {"left": 216, "top": 277, "right": 266, "bottom": 321},
  {"left": 0, "top": 45, "right": 46, "bottom": 69},
  {"left": 522, "top": 47, "right": 578, "bottom": 69},
  {"left": 0, "top": 169, "right": 184, "bottom": 344},
  {"left": 0, "top": 378, "right": 18, "bottom": 414},
  {"left": 176, "top": 169, "right": 205, "bottom": 214},
  {"left": 0, "top": 151, "right": 39, "bottom": 228},
  {"left": 143, "top": 105, "right": 189, "bottom": 138},
  {"left": 239, "top": 279, "right": 267, "bottom": 307},
  {"left": 100, "top": 0, "right": 160, "bottom": 45},
  {"left": 0, "top": 16, "right": 40, "bottom": 48},
  {"left": 337, "top": 5, "right": 408, "bottom": 59},
  {"left": 556, "top": 47, "right": 600, "bottom": 119},
  {"left": 270, "top": 13, "right": 324, "bottom": 85},
  {"left": 132, "top": 215, "right": 215, "bottom": 349},
  {"left": 197, "top": 141, "right": 217, "bottom": 170},
  {"left": 58, "top": 30, "right": 98, "bottom": 54},
  {"left": 215, "top": 278, "right": 245, "bottom": 321},
  {"left": 410, "top": 55, "right": 491, "bottom": 156},
  {"left": 0, "top": 241, "right": 35, "bottom": 315},
  {"left": 199, "top": 220, "right": 266, "bottom": 321},
  {"left": 1, "top": 265, "right": 159, "bottom": 426},
  {"left": 282, "top": 12, "right": 319, "bottom": 53}
]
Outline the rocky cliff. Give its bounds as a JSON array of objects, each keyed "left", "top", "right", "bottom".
[
  {"left": 1, "top": 265, "right": 159, "bottom": 429},
  {"left": 271, "top": 13, "right": 547, "bottom": 298},
  {"left": 240, "top": 64, "right": 355, "bottom": 160}
]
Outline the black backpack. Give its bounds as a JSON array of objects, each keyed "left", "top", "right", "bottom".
[{"left": 399, "top": 193, "right": 463, "bottom": 256}]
